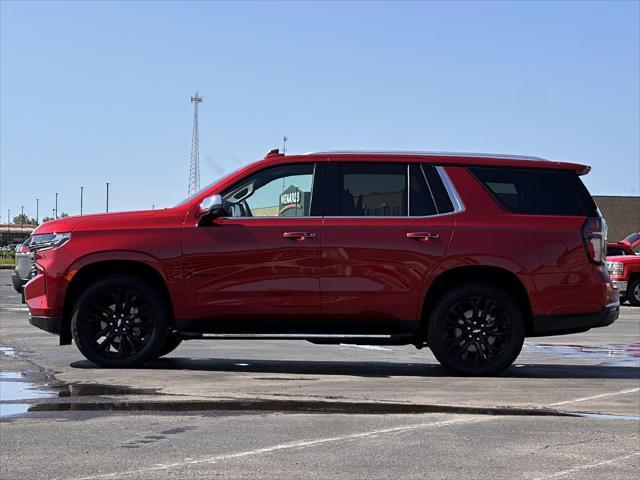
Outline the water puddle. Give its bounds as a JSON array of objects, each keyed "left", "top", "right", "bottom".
[
  {"left": 524, "top": 342, "right": 640, "bottom": 367},
  {"left": 0, "top": 346, "right": 18, "bottom": 358},
  {"left": 572, "top": 412, "right": 640, "bottom": 421},
  {"left": 340, "top": 344, "right": 393, "bottom": 352},
  {"left": 0, "top": 371, "right": 56, "bottom": 418}
]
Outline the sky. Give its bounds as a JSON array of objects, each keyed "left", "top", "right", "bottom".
[{"left": 1, "top": 0, "right": 639, "bottom": 219}]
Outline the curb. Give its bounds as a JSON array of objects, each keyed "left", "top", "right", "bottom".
[{"left": 0, "top": 265, "right": 15, "bottom": 270}]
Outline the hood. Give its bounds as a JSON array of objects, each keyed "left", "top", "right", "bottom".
[
  {"left": 606, "top": 254, "right": 640, "bottom": 263},
  {"left": 32, "top": 209, "right": 161, "bottom": 234}
]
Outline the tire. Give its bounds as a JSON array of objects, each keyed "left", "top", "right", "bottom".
[
  {"left": 627, "top": 278, "right": 640, "bottom": 306},
  {"left": 158, "top": 333, "right": 183, "bottom": 357},
  {"left": 71, "top": 275, "right": 169, "bottom": 368},
  {"left": 427, "top": 283, "right": 525, "bottom": 376}
]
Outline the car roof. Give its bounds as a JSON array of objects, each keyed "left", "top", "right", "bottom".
[{"left": 272, "top": 150, "right": 590, "bottom": 174}]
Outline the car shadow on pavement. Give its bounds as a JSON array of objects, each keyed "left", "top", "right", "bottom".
[{"left": 70, "top": 358, "right": 640, "bottom": 379}]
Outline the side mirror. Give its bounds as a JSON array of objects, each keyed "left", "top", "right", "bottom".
[{"left": 198, "top": 194, "right": 224, "bottom": 226}]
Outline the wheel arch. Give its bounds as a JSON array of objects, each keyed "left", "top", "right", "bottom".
[
  {"left": 61, "top": 258, "right": 175, "bottom": 345},
  {"left": 421, "top": 265, "right": 534, "bottom": 338}
]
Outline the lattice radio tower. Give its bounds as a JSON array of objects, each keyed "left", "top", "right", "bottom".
[{"left": 188, "top": 92, "right": 203, "bottom": 195}]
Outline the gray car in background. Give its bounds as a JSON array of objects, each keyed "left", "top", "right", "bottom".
[{"left": 12, "top": 239, "right": 34, "bottom": 293}]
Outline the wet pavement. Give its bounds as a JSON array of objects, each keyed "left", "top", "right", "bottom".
[{"left": 1, "top": 270, "right": 639, "bottom": 479}]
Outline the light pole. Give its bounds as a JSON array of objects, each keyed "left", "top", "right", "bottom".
[
  {"left": 80, "top": 187, "right": 84, "bottom": 215},
  {"left": 21, "top": 205, "right": 24, "bottom": 230},
  {"left": 55, "top": 192, "right": 58, "bottom": 219},
  {"left": 36, "top": 198, "right": 39, "bottom": 224},
  {"left": 7, "top": 209, "right": 10, "bottom": 230},
  {"left": 106, "top": 182, "right": 110, "bottom": 213}
]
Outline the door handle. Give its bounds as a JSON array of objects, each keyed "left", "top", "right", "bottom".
[
  {"left": 283, "top": 231, "right": 316, "bottom": 240},
  {"left": 406, "top": 232, "right": 439, "bottom": 240}
]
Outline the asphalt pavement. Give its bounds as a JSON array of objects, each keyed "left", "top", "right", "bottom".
[{"left": 1, "top": 269, "right": 638, "bottom": 479}]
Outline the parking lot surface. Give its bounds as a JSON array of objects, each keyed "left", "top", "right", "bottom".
[{"left": 1, "top": 270, "right": 638, "bottom": 479}]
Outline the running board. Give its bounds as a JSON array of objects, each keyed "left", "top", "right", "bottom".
[{"left": 177, "top": 332, "right": 417, "bottom": 345}]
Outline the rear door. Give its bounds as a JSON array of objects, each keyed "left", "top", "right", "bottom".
[{"left": 320, "top": 161, "right": 456, "bottom": 333}]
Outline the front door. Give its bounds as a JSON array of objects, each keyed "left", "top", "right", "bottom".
[
  {"left": 320, "top": 162, "right": 455, "bottom": 334},
  {"left": 182, "top": 162, "right": 323, "bottom": 332}
]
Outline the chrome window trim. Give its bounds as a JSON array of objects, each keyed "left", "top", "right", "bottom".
[{"left": 435, "top": 166, "right": 465, "bottom": 214}]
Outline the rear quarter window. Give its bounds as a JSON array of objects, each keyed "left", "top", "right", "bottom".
[{"left": 469, "top": 167, "right": 590, "bottom": 216}]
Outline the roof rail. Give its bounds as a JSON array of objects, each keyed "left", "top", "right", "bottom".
[{"left": 304, "top": 150, "right": 549, "bottom": 161}]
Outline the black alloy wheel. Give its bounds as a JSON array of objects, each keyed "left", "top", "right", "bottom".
[
  {"left": 72, "top": 276, "right": 169, "bottom": 368},
  {"left": 427, "top": 283, "right": 525, "bottom": 375}
]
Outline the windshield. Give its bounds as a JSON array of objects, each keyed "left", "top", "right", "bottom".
[
  {"left": 174, "top": 167, "right": 242, "bottom": 207},
  {"left": 623, "top": 232, "right": 640, "bottom": 248}
]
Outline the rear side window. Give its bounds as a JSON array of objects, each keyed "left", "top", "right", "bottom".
[
  {"left": 410, "top": 164, "right": 437, "bottom": 216},
  {"left": 423, "top": 165, "right": 454, "bottom": 214},
  {"left": 339, "top": 163, "right": 406, "bottom": 216},
  {"left": 469, "top": 167, "right": 588, "bottom": 215}
]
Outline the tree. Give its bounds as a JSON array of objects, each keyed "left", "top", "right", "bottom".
[
  {"left": 12, "top": 214, "right": 37, "bottom": 225},
  {"left": 58, "top": 212, "right": 70, "bottom": 218},
  {"left": 41, "top": 216, "right": 53, "bottom": 223}
]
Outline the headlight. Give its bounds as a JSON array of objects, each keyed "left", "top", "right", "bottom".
[
  {"left": 30, "top": 232, "right": 71, "bottom": 251},
  {"left": 606, "top": 262, "right": 624, "bottom": 276}
]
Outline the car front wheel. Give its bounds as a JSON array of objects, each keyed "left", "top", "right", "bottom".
[
  {"left": 71, "top": 275, "right": 169, "bottom": 368},
  {"left": 427, "top": 283, "right": 525, "bottom": 376},
  {"left": 628, "top": 278, "right": 640, "bottom": 306}
]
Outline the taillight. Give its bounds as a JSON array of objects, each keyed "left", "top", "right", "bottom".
[
  {"left": 18, "top": 245, "right": 29, "bottom": 254},
  {"left": 582, "top": 217, "right": 607, "bottom": 264}
]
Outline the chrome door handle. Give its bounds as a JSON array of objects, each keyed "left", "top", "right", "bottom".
[
  {"left": 406, "top": 232, "right": 439, "bottom": 240},
  {"left": 283, "top": 231, "right": 316, "bottom": 240}
]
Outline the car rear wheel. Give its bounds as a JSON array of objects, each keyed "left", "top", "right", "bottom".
[
  {"left": 71, "top": 275, "right": 169, "bottom": 368},
  {"left": 628, "top": 278, "right": 640, "bottom": 306},
  {"left": 427, "top": 283, "right": 525, "bottom": 376}
]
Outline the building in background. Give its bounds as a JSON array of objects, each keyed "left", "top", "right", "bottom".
[
  {"left": 0, "top": 224, "right": 36, "bottom": 246},
  {"left": 594, "top": 196, "right": 640, "bottom": 243}
]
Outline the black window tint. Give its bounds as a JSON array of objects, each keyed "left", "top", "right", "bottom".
[
  {"left": 606, "top": 247, "right": 625, "bottom": 256},
  {"left": 423, "top": 165, "right": 454, "bottom": 213},
  {"left": 565, "top": 171, "right": 598, "bottom": 217},
  {"left": 410, "top": 164, "right": 437, "bottom": 216},
  {"left": 469, "top": 167, "right": 585, "bottom": 215},
  {"left": 338, "top": 163, "right": 407, "bottom": 216}
]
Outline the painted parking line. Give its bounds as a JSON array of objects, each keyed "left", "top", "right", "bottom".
[
  {"left": 532, "top": 451, "right": 640, "bottom": 480},
  {"left": 546, "top": 387, "right": 640, "bottom": 407},
  {"left": 68, "top": 416, "right": 492, "bottom": 480}
]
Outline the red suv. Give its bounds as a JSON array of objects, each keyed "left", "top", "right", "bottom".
[{"left": 24, "top": 151, "right": 619, "bottom": 375}]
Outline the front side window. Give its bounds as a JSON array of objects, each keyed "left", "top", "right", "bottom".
[{"left": 222, "top": 163, "right": 315, "bottom": 217}]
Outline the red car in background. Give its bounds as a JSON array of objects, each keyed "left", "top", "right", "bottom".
[
  {"left": 606, "top": 232, "right": 640, "bottom": 257},
  {"left": 606, "top": 232, "right": 640, "bottom": 306}
]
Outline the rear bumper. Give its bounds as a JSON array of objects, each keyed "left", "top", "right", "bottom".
[
  {"left": 531, "top": 303, "right": 619, "bottom": 337},
  {"left": 28, "top": 316, "right": 62, "bottom": 335}
]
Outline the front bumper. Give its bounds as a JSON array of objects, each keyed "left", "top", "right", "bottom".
[
  {"left": 531, "top": 302, "right": 620, "bottom": 337},
  {"left": 28, "top": 316, "right": 62, "bottom": 335},
  {"left": 612, "top": 280, "right": 628, "bottom": 295}
]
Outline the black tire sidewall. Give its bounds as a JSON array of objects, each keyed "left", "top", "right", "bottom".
[
  {"left": 71, "top": 275, "right": 169, "bottom": 368},
  {"left": 158, "top": 334, "right": 183, "bottom": 357},
  {"left": 427, "top": 283, "right": 525, "bottom": 376},
  {"left": 628, "top": 279, "right": 640, "bottom": 306}
]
